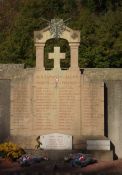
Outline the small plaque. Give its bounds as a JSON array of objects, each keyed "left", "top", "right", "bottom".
[
  {"left": 40, "top": 133, "right": 72, "bottom": 150},
  {"left": 87, "top": 140, "right": 110, "bottom": 150}
]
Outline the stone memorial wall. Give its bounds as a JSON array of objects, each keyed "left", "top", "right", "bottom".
[
  {"left": 0, "top": 22, "right": 122, "bottom": 158},
  {"left": 32, "top": 71, "right": 81, "bottom": 137},
  {"left": 0, "top": 23, "right": 107, "bottom": 149}
]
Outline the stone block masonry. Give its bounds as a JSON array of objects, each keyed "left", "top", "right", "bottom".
[
  {"left": 0, "top": 21, "right": 122, "bottom": 159},
  {"left": 0, "top": 64, "right": 122, "bottom": 158}
]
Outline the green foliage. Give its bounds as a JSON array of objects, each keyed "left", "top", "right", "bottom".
[
  {"left": 80, "top": 0, "right": 122, "bottom": 13},
  {"left": 78, "top": 8, "right": 122, "bottom": 68},
  {"left": 0, "top": 142, "right": 25, "bottom": 160},
  {"left": 0, "top": 0, "right": 122, "bottom": 68}
]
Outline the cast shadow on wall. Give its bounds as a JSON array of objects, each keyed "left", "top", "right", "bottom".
[
  {"left": 0, "top": 80, "right": 10, "bottom": 142},
  {"left": 104, "top": 84, "right": 118, "bottom": 160}
]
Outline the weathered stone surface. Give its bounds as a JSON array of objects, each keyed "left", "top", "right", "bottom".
[
  {"left": 32, "top": 70, "right": 81, "bottom": 137},
  {"left": 81, "top": 78, "right": 104, "bottom": 136},
  {"left": 87, "top": 140, "right": 110, "bottom": 150},
  {"left": 0, "top": 64, "right": 24, "bottom": 71},
  {"left": 106, "top": 81, "right": 122, "bottom": 157},
  {"left": 83, "top": 68, "right": 122, "bottom": 80}
]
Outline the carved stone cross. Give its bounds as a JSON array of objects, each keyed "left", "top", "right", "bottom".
[{"left": 48, "top": 47, "right": 65, "bottom": 70}]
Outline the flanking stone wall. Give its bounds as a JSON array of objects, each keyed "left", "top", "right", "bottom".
[
  {"left": 83, "top": 68, "right": 122, "bottom": 158},
  {"left": 10, "top": 74, "right": 33, "bottom": 137},
  {"left": 83, "top": 68, "right": 122, "bottom": 81},
  {"left": 0, "top": 64, "right": 35, "bottom": 147},
  {"left": 81, "top": 77, "right": 104, "bottom": 136},
  {"left": 106, "top": 81, "right": 122, "bottom": 158}
]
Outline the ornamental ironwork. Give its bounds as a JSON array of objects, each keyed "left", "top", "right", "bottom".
[
  {"left": 41, "top": 18, "right": 71, "bottom": 38},
  {"left": 49, "top": 19, "right": 65, "bottom": 38}
]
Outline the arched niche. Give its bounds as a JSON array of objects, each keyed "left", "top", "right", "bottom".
[
  {"left": 34, "top": 25, "right": 80, "bottom": 70},
  {"left": 44, "top": 38, "right": 70, "bottom": 70}
]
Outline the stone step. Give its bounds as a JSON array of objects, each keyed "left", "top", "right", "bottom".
[{"left": 25, "top": 149, "right": 113, "bottom": 161}]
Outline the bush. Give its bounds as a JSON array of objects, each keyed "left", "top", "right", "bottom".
[{"left": 0, "top": 142, "right": 25, "bottom": 160}]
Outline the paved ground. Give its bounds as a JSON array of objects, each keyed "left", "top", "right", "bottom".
[{"left": 0, "top": 158, "right": 122, "bottom": 175}]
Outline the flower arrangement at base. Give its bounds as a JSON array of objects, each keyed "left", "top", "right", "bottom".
[{"left": 0, "top": 142, "right": 25, "bottom": 160}]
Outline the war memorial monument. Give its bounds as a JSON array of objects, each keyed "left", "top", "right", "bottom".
[{"left": 0, "top": 19, "right": 122, "bottom": 160}]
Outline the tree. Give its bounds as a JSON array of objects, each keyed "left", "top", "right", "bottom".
[
  {"left": 0, "top": 0, "right": 121, "bottom": 68},
  {"left": 78, "top": 8, "right": 122, "bottom": 67}
]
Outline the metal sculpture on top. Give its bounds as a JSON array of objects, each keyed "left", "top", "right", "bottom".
[{"left": 41, "top": 18, "right": 71, "bottom": 38}]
